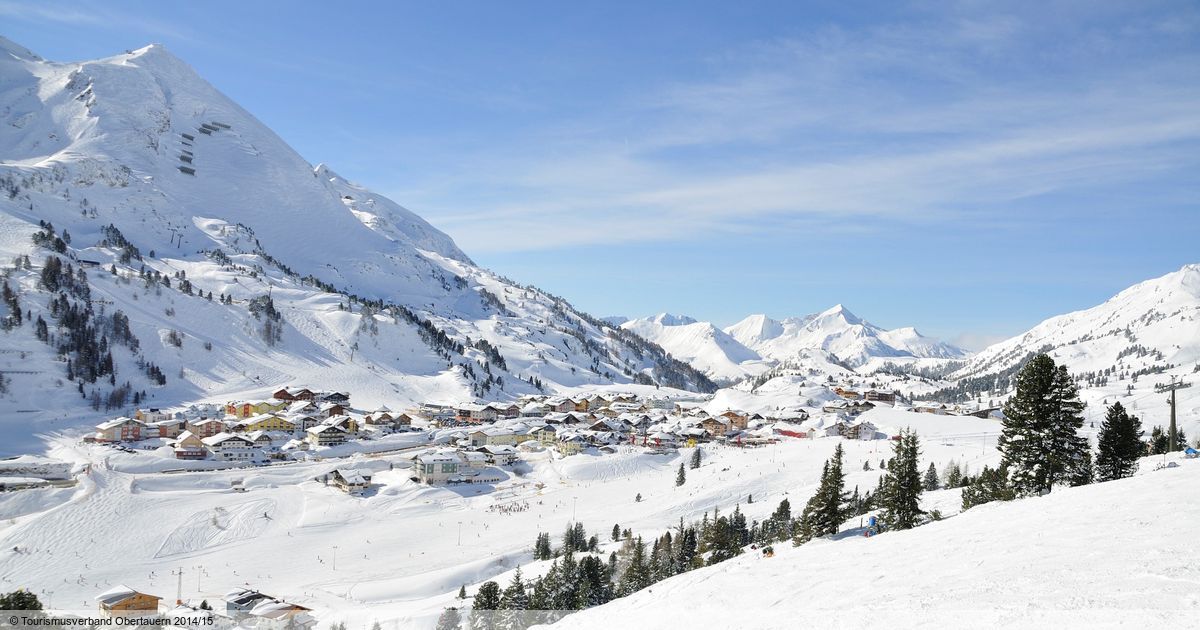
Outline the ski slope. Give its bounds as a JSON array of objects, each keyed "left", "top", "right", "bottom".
[{"left": 548, "top": 456, "right": 1200, "bottom": 630}]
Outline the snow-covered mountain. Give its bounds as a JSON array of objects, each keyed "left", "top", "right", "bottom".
[
  {"left": 933, "top": 264, "right": 1200, "bottom": 437},
  {"left": 0, "top": 37, "right": 712, "bottom": 452},
  {"left": 725, "top": 305, "right": 967, "bottom": 367},
  {"left": 955, "top": 264, "right": 1200, "bottom": 379},
  {"left": 620, "top": 313, "right": 771, "bottom": 382}
]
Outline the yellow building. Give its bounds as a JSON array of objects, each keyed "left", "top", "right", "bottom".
[
  {"left": 237, "top": 414, "right": 295, "bottom": 432},
  {"left": 225, "top": 400, "right": 290, "bottom": 419}
]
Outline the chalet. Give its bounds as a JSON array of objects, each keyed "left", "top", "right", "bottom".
[
  {"left": 844, "top": 420, "right": 880, "bottom": 440},
  {"left": 321, "top": 392, "right": 351, "bottom": 404},
  {"left": 394, "top": 413, "right": 414, "bottom": 427},
  {"left": 912, "top": 402, "right": 951, "bottom": 415},
  {"left": 488, "top": 402, "right": 521, "bottom": 419},
  {"left": 609, "top": 401, "right": 644, "bottom": 414},
  {"left": 701, "top": 417, "right": 732, "bottom": 436},
  {"left": 330, "top": 468, "right": 371, "bottom": 495},
  {"left": 545, "top": 398, "right": 575, "bottom": 413},
  {"left": 95, "top": 417, "right": 146, "bottom": 442},
  {"left": 571, "top": 397, "right": 590, "bottom": 413},
  {"left": 412, "top": 451, "right": 466, "bottom": 484},
  {"left": 477, "top": 444, "right": 518, "bottom": 465},
  {"left": 363, "top": 406, "right": 394, "bottom": 425},
  {"left": 318, "top": 402, "right": 347, "bottom": 418},
  {"left": 719, "top": 410, "right": 749, "bottom": 429},
  {"left": 186, "top": 418, "right": 227, "bottom": 438},
  {"left": 530, "top": 425, "right": 557, "bottom": 445},
  {"left": 202, "top": 433, "right": 257, "bottom": 461},
  {"left": 306, "top": 424, "right": 348, "bottom": 447},
  {"left": 272, "top": 388, "right": 296, "bottom": 401},
  {"left": 520, "top": 402, "right": 548, "bottom": 417},
  {"left": 291, "top": 414, "right": 320, "bottom": 430},
  {"left": 864, "top": 390, "right": 897, "bottom": 404},
  {"left": 557, "top": 434, "right": 585, "bottom": 455},
  {"left": 324, "top": 415, "right": 359, "bottom": 435},
  {"left": 291, "top": 389, "right": 317, "bottom": 401},
  {"left": 589, "top": 418, "right": 627, "bottom": 433},
  {"left": 286, "top": 400, "right": 317, "bottom": 416},
  {"left": 833, "top": 387, "right": 861, "bottom": 400},
  {"left": 244, "top": 431, "right": 276, "bottom": 449},
  {"left": 173, "top": 431, "right": 208, "bottom": 460},
  {"left": 95, "top": 585, "right": 161, "bottom": 617},
  {"left": 456, "top": 403, "right": 497, "bottom": 423}
]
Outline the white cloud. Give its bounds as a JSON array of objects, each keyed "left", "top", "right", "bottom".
[{"left": 395, "top": 4, "right": 1200, "bottom": 254}]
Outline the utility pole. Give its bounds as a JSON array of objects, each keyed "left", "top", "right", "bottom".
[
  {"left": 1155, "top": 377, "right": 1191, "bottom": 453},
  {"left": 172, "top": 567, "right": 183, "bottom": 605}
]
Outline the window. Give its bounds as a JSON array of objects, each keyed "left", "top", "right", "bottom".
[
  {"left": 423, "top": 464, "right": 434, "bottom": 474},
  {"left": 442, "top": 463, "right": 457, "bottom": 473}
]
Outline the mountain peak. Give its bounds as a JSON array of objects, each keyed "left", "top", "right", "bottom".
[
  {"left": 0, "top": 36, "right": 41, "bottom": 62},
  {"left": 815, "top": 303, "right": 862, "bottom": 325},
  {"left": 651, "top": 313, "right": 698, "bottom": 326}
]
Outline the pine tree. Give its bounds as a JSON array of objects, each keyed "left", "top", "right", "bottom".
[
  {"left": 675, "top": 461, "right": 686, "bottom": 486},
  {"left": 999, "top": 354, "right": 1090, "bottom": 496},
  {"left": 498, "top": 567, "right": 529, "bottom": 627},
  {"left": 1096, "top": 402, "right": 1142, "bottom": 481},
  {"left": 0, "top": 589, "right": 42, "bottom": 610},
  {"left": 923, "top": 462, "right": 940, "bottom": 491},
  {"left": 458, "top": 584, "right": 467, "bottom": 599},
  {"left": 690, "top": 447, "right": 702, "bottom": 469},
  {"left": 471, "top": 581, "right": 502, "bottom": 630},
  {"left": 944, "top": 460, "right": 962, "bottom": 488},
  {"left": 961, "top": 465, "right": 1015, "bottom": 511},
  {"left": 436, "top": 607, "right": 463, "bottom": 630},
  {"left": 619, "top": 536, "right": 651, "bottom": 595},
  {"left": 878, "top": 429, "right": 924, "bottom": 531},
  {"left": 1149, "top": 425, "right": 1168, "bottom": 455},
  {"left": 794, "top": 444, "right": 848, "bottom": 544},
  {"left": 533, "top": 532, "right": 552, "bottom": 560},
  {"left": 611, "top": 523, "right": 620, "bottom": 542}
]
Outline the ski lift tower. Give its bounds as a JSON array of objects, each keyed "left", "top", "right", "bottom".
[{"left": 1155, "top": 377, "right": 1191, "bottom": 452}]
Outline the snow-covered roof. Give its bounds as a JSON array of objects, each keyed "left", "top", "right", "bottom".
[
  {"left": 307, "top": 424, "right": 347, "bottom": 435},
  {"left": 202, "top": 432, "right": 253, "bottom": 446},
  {"left": 334, "top": 468, "right": 368, "bottom": 484},
  {"left": 96, "top": 417, "right": 143, "bottom": 430},
  {"left": 95, "top": 584, "right": 154, "bottom": 605}
]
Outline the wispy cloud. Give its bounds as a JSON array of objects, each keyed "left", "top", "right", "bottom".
[
  {"left": 0, "top": 0, "right": 201, "bottom": 45},
  {"left": 396, "top": 3, "right": 1200, "bottom": 254}
]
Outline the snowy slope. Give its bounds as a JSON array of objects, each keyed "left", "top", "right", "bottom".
[
  {"left": 621, "top": 313, "right": 771, "bottom": 382},
  {"left": 944, "top": 263, "right": 1200, "bottom": 439},
  {"left": 548, "top": 458, "right": 1200, "bottom": 630},
  {"left": 726, "top": 305, "right": 967, "bottom": 367},
  {"left": 0, "top": 37, "right": 712, "bottom": 453}
]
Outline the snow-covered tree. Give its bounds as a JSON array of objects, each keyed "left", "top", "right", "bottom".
[
  {"left": 999, "top": 354, "right": 1091, "bottom": 496},
  {"left": 923, "top": 462, "right": 940, "bottom": 491},
  {"left": 878, "top": 429, "right": 924, "bottom": 531},
  {"left": 1096, "top": 402, "right": 1143, "bottom": 481},
  {"left": 794, "top": 444, "right": 848, "bottom": 544}
]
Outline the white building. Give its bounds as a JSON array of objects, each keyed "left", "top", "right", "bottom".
[{"left": 201, "top": 433, "right": 258, "bottom": 461}]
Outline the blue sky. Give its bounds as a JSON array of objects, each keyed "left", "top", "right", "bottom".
[{"left": 4, "top": 0, "right": 1199, "bottom": 349}]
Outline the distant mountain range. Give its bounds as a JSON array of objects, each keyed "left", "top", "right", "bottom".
[{"left": 619, "top": 305, "right": 967, "bottom": 382}]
